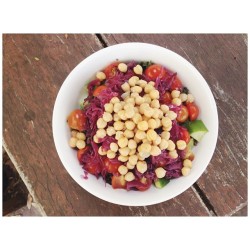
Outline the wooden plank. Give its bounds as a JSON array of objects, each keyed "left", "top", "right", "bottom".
[
  {"left": 3, "top": 34, "right": 210, "bottom": 216},
  {"left": 102, "top": 34, "right": 248, "bottom": 216}
]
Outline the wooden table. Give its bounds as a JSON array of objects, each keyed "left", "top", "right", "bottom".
[{"left": 3, "top": 34, "right": 247, "bottom": 216}]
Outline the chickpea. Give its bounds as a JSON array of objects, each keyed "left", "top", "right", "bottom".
[
  {"left": 172, "top": 98, "right": 182, "bottom": 106},
  {"left": 147, "top": 119, "right": 157, "bottom": 129},
  {"left": 176, "top": 140, "right": 187, "bottom": 150},
  {"left": 155, "top": 167, "right": 166, "bottom": 178},
  {"left": 125, "top": 97, "right": 135, "bottom": 105},
  {"left": 131, "top": 92, "right": 139, "bottom": 99},
  {"left": 103, "top": 112, "right": 113, "bottom": 122},
  {"left": 96, "top": 128, "right": 106, "bottom": 138},
  {"left": 110, "top": 142, "right": 118, "bottom": 152},
  {"left": 152, "top": 109, "right": 160, "bottom": 119},
  {"left": 136, "top": 161, "right": 147, "bottom": 174},
  {"left": 115, "top": 131, "right": 124, "bottom": 140},
  {"left": 69, "top": 137, "right": 77, "bottom": 148},
  {"left": 137, "top": 121, "right": 149, "bottom": 131},
  {"left": 76, "top": 132, "right": 86, "bottom": 140},
  {"left": 135, "top": 96, "right": 144, "bottom": 105},
  {"left": 180, "top": 93, "right": 188, "bottom": 102},
  {"left": 143, "top": 94, "right": 151, "bottom": 104},
  {"left": 118, "top": 137, "right": 128, "bottom": 148},
  {"left": 119, "top": 147, "right": 130, "bottom": 157},
  {"left": 121, "top": 82, "right": 130, "bottom": 92},
  {"left": 110, "top": 97, "right": 120, "bottom": 104},
  {"left": 151, "top": 99, "right": 160, "bottom": 109},
  {"left": 187, "top": 94, "right": 194, "bottom": 103},
  {"left": 146, "top": 129, "right": 157, "bottom": 141},
  {"left": 125, "top": 172, "right": 135, "bottom": 181},
  {"left": 171, "top": 90, "right": 180, "bottom": 98},
  {"left": 129, "top": 155, "right": 138, "bottom": 166},
  {"left": 118, "top": 110, "right": 127, "bottom": 120},
  {"left": 114, "top": 121, "right": 124, "bottom": 131},
  {"left": 113, "top": 113, "right": 120, "bottom": 122},
  {"left": 131, "top": 86, "right": 142, "bottom": 93},
  {"left": 118, "top": 63, "right": 128, "bottom": 73},
  {"left": 104, "top": 103, "right": 114, "bottom": 113},
  {"left": 128, "top": 139, "right": 137, "bottom": 150},
  {"left": 167, "top": 110, "right": 177, "bottom": 120},
  {"left": 138, "top": 79, "right": 147, "bottom": 88},
  {"left": 71, "top": 130, "right": 78, "bottom": 137},
  {"left": 169, "top": 150, "right": 178, "bottom": 159},
  {"left": 150, "top": 145, "right": 161, "bottom": 156},
  {"left": 148, "top": 81, "right": 155, "bottom": 86},
  {"left": 76, "top": 140, "right": 86, "bottom": 149},
  {"left": 167, "top": 140, "right": 175, "bottom": 151},
  {"left": 135, "top": 130, "right": 146, "bottom": 140},
  {"left": 96, "top": 71, "right": 106, "bottom": 81},
  {"left": 129, "top": 149, "right": 136, "bottom": 156},
  {"left": 125, "top": 120, "right": 136, "bottom": 130},
  {"left": 128, "top": 76, "right": 139, "bottom": 86},
  {"left": 181, "top": 167, "right": 191, "bottom": 176},
  {"left": 97, "top": 118, "right": 107, "bottom": 129},
  {"left": 144, "top": 107, "right": 154, "bottom": 118},
  {"left": 132, "top": 113, "right": 142, "bottom": 124},
  {"left": 118, "top": 165, "right": 128, "bottom": 175},
  {"left": 118, "top": 155, "right": 129, "bottom": 162},
  {"left": 125, "top": 108, "right": 135, "bottom": 119},
  {"left": 160, "top": 139, "right": 169, "bottom": 150},
  {"left": 161, "top": 117, "right": 172, "bottom": 128},
  {"left": 93, "top": 135, "right": 100, "bottom": 143},
  {"left": 107, "top": 150, "right": 116, "bottom": 159},
  {"left": 107, "top": 126, "right": 116, "bottom": 136},
  {"left": 163, "top": 124, "right": 172, "bottom": 132},
  {"left": 183, "top": 159, "right": 192, "bottom": 168},
  {"left": 160, "top": 104, "right": 169, "bottom": 114},
  {"left": 127, "top": 161, "right": 135, "bottom": 169},
  {"left": 153, "top": 135, "right": 161, "bottom": 146},
  {"left": 133, "top": 64, "right": 143, "bottom": 75},
  {"left": 98, "top": 146, "right": 107, "bottom": 156},
  {"left": 139, "top": 143, "right": 152, "bottom": 153},
  {"left": 124, "top": 129, "right": 134, "bottom": 139},
  {"left": 161, "top": 131, "right": 170, "bottom": 140},
  {"left": 144, "top": 84, "right": 154, "bottom": 94},
  {"left": 149, "top": 89, "right": 160, "bottom": 99},
  {"left": 121, "top": 92, "right": 130, "bottom": 100},
  {"left": 113, "top": 103, "right": 122, "bottom": 113}
]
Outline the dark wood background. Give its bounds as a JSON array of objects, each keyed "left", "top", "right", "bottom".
[{"left": 3, "top": 34, "right": 247, "bottom": 216}]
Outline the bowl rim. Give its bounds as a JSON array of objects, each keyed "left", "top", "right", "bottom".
[{"left": 52, "top": 42, "right": 218, "bottom": 206}]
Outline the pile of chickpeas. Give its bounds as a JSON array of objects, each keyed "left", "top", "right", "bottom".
[
  {"left": 91, "top": 63, "right": 194, "bottom": 182},
  {"left": 69, "top": 131, "right": 86, "bottom": 149}
]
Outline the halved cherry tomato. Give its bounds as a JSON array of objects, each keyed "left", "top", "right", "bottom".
[
  {"left": 161, "top": 91, "right": 172, "bottom": 104},
  {"left": 144, "top": 64, "right": 168, "bottom": 81},
  {"left": 179, "top": 126, "right": 190, "bottom": 144},
  {"left": 93, "top": 85, "right": 107, "bottom": 97},
  {"left": 77, "top": 146, "right": 89, "bottom": 162},
  {"left": 111, "top": 175, "right": 126, "bottom": 189},
  {"left": 136, "top": 177, "right": 152, "bottom": 191},
  {"left": 170, "top": 76, "right": 183, "bottom": 91},
  {"left": 67, "top": 109, "right": 87, "bottom": 131},
  {"left": 104, "top": 62, "right": 119, "bottom": 78},
  {"left": 103, "top": 157, "right": 121, "bottom": 174},
  {"left": 177, "top": 105, "right": 189, "bottom": 123},
  {"left": 186, "top": 102, "right": 199, "bottom": 121}
]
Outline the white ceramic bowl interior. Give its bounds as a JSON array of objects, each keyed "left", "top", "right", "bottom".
[{"left": 52, "top": 42, "right": 218, "bottom": 206}]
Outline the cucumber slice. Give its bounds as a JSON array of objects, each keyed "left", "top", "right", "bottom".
[
  {"left": 186, "top": 120, "right": 208, "bottom": 142},
  {"left": 154, "top": 178, "right": 170, "bottom": 189}
]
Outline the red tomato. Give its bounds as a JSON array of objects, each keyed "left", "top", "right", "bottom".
[
  {"left": 93, "top": 85, "right": 107, "bottom": 97},
  {"left": 67, "top": 109, "right": 87, "bottom": 131},
  {"left": 177, "top": 105, "right": 189, "bottom": 123},
  {"left": 104, "top": 62, "right": 119, "bottom": 78},
  {"left": 136, "top": 177, "right": 152, "bottom": 191},
  {"left": 179, "top": 126, "right": 190, "bottom": 144},
  {"left": 103, "top": 157, "right": 121, "bottom": 174},
  {"left": 186, "top": 102, "right": 199, "bottom": 121},
  {"left": 161, "top": 91, "right": 172, "bottom": 104},
  {"left": 170, "top": 76, "right": 183, "bottom": 91},
  {"left": 111, "top": 175, "right": 126, "bottom": 189},
  {"left": 77, "top": 146, "right": 89, "bottom": 162},
  {"left": 144, "top": 64, "right": 168, "bottom": 81}
]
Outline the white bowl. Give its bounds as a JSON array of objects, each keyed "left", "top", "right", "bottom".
[{"left": 52, "top": 42, "right": 218, "bottom": 206}]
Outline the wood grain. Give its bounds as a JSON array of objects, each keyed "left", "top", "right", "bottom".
[
  {"left": 102, "top": 34, "right": 248, "bottom": 216},
  {"left": 3, "top": 34, "right": 211, "bottom": 216}
]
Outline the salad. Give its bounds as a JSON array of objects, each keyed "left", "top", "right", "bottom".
[{"left": 67, "top": 61, "right": 208, "bottom": 191}]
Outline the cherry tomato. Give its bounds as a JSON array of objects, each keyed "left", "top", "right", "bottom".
[
  {"left": 177, "top": 105, "right": 189, "bottom": 123},
  {"left": 93, "top": 85, "right": 107, "bottom": 97},
  {"left": 179, "top": 126, "right": 190, "bottom": 144},
  {"left": 67, "top": 109, "right": 87, "bottom": 131},
  {"left": 136, "top": 177, "right": 152, "bottom": 191},
  {"left": 84, "top": 161, "right": 101, "bottom": 175},
  {"left": 144, "top": 64, "right": 168, "bottom": 81},
  {"left": 161, "top": 91, "right": 172, "bottom": 104},
  {"left": 104, "top": 62, "right": 119, "bottom": 78},
  {"left": 77, "top": 146, "right": 89, "bottom": 162},
  {"left": 186, "top": 102, "right": 199, "bottom": 121},
  {"left": 103, "top": 157, "right": 121, "bottom": 174},
  {"left": 170, "top": 76, "right": 183, "bottom": 91},
  {"left": 111, "top": 175, "right": 126, "bottom": 189}
]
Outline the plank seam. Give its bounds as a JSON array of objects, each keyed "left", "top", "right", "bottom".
[{"left": 95, "top": 34, "right": 108, "bottom": 48}]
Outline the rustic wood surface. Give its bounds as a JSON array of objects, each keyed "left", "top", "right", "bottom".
[{"left": 3, "top": 34, "right": 247, "bottom": 216}]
